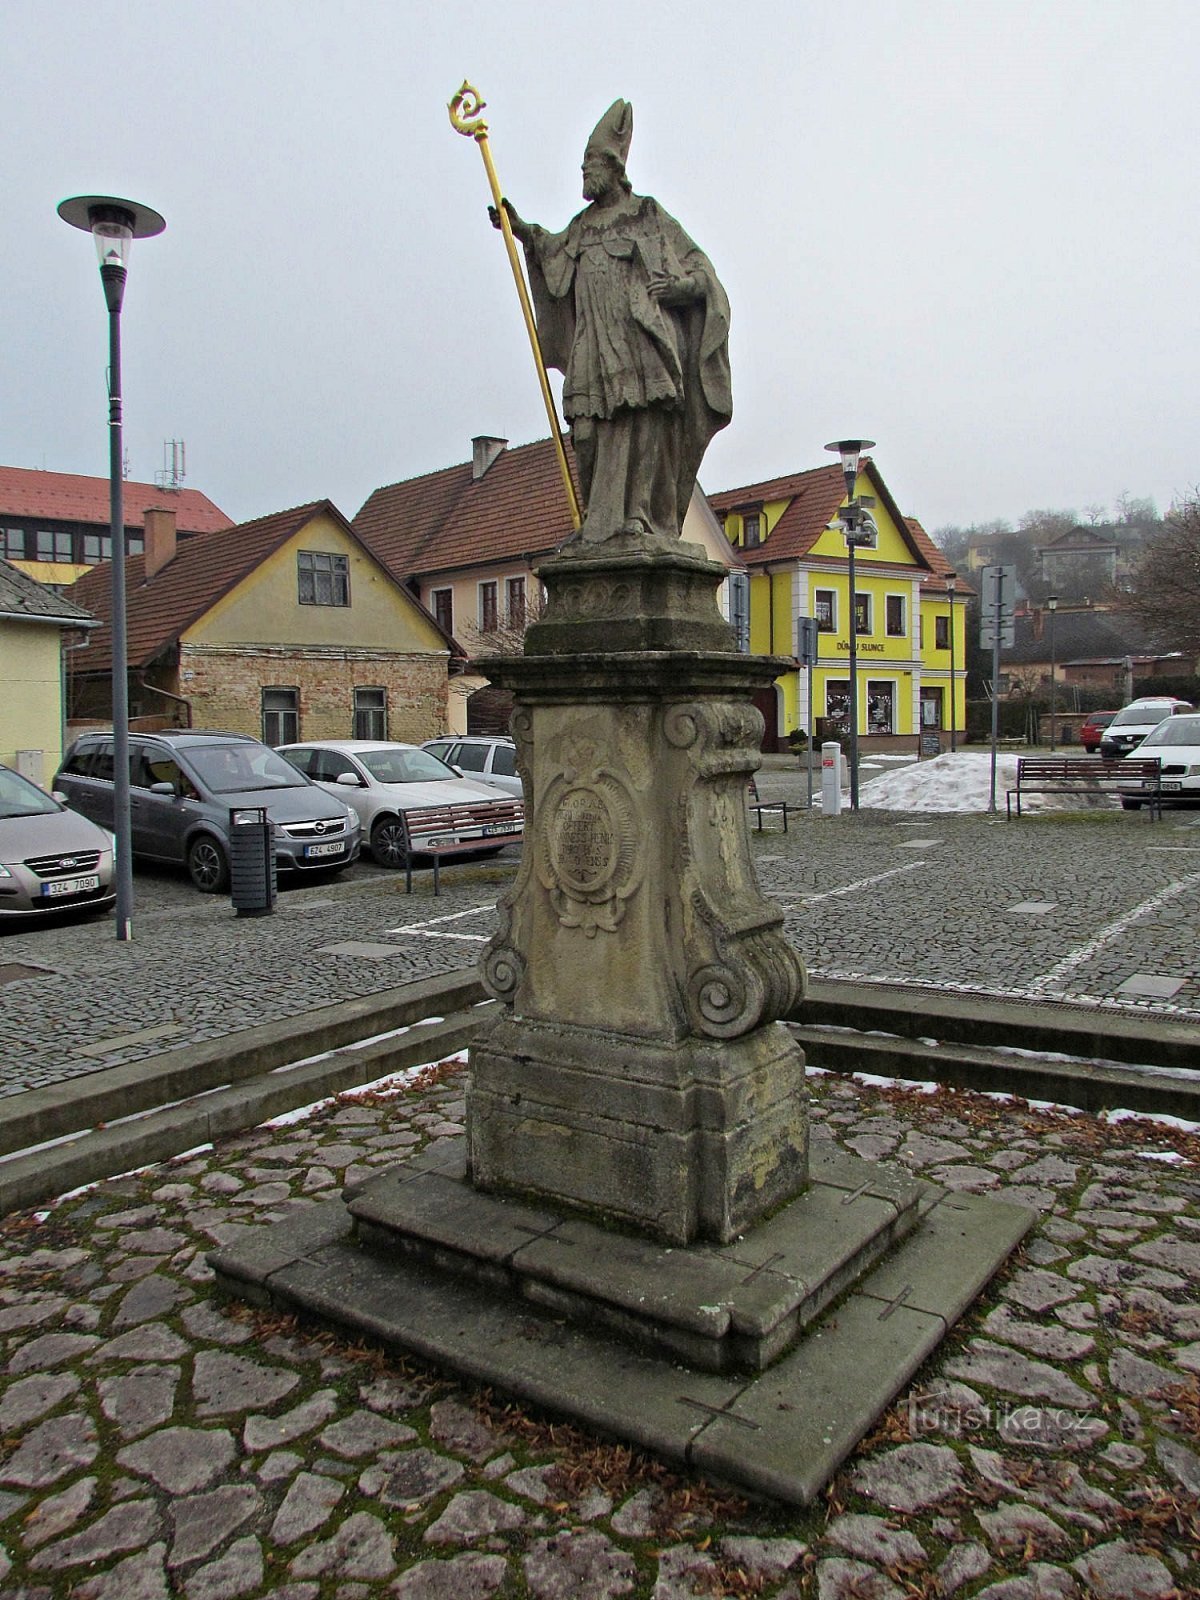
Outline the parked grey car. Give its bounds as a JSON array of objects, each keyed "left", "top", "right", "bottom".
[
  {"left": 0, "top": 763, "right": 116, "bottom": 919},
  {"left": 420, "top": 735, "right": 523, "bottom": 799},
  {"left": 277, "top": 740, "right": 522, "bottom": 868},
  {"left": 54, "top": 730, "right": 360, "bottom": 893}
]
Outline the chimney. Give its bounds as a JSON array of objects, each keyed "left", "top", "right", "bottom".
[
  {"left": 1031, "top": 608, "right": 1044, "bottom": 642},
  {"left": 143, "top": 506, "right": 177, "bottom": 578},
  {"left": 471, "top": 435, "right": 508, "bottom": 481}
]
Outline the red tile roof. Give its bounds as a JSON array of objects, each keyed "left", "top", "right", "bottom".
[
  {"left": 354, "top": 437, "right": 582, "bottom": 579},
  {"left": 66, "top": 501, "right": 457, "bottom": 676},
  {"left": 0, "top": 466, "right": 234, "bottom": 534}
]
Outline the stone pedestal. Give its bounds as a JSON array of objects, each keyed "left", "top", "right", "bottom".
[{"left": 469, "top": 540, "right": 807, "bottom": 1244}]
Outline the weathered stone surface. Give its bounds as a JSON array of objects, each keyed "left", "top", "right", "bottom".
[
  {"left": 944, "top": 1340, "right": 1092, "bottom": 1408},
  {"left": 977, "top": 1502, "right": 1070, "bottom": 1555},
  {"left": 73, "top": 1542, "right": 170, "bottom": 1600},
  {"left": 192, "top": 1351, "right": 298, "bottom": 1415},
  {"left": 1002, "top": 1269, "right": 1079, "bottom": 1314},
  {"left": 1067, "top": 1255, "right": 1182, "bottom": 1292},
  {"left": 815, "top": 1558, "right": 904, "bottom": 1600},
  {"left": 936, "top": 1541, "right": 992, "bottom": 1595},
  {"left": 358, "top": 1449, "right": 464, "bottom": 1508},
  {"left": 0, "top": 1296, "right": 67, "bottom": 1332},
  {"left": 185, "top": 1534, "right": 263, "bottom": 1600},
  {"left": 424, "top": 1490, "right": 527, "bottom": 1544},
  {"left": 22, "top": 1475, "right": 97, "bottom": 1549},
  {"left": 113, "top": 1272, "right": 187, "bottom": 1327},
  {"left": 719, "top": 1535, "right": 807, "bottom": 1578},
  {"left": 524, "top": 1529, "right": 637, "bottom": 1599},
  {"left": 1108, "top": 1348, "right": 1176, "bottom": 1397},
  {"left": 1130, "top": 1236, "right": 1200, "bottom": 1275},
  {"left": 179, "top": 1301, "right": 254, "bottom": 1346},
  {"left": 1155, "top": 1434, "right": 1200, "bottom": 1495},
  {"left": 29, "top": 1500, "right": 160, "bottom": 1570},
  {"left": 1071, "top": 1540, "right": 1179, "bottom": 1598},
  {"left": 169, "top": 1485, "right": 260, "bottom": 1567},
  {"left": 651, "top": 1543, "right": 721, "bottom": 1598},
  {"left": 122, "top": 1228, "right": 186, "bottom": 1253},
  {"left": 850, "top": 1443, "right": 965, "bottom": 1512},
  {"left": 7, "top": 1331, "right": 99, "bottom": 1373},
  {"left": 289, "top": 1511, "right": 395, "bottom": 1580},
  {"left": 0, "top": 1412, "right": 97, "bottom": 1487},
  {"left": 974, "top": 1568, "right": 1079, "bottom": 1599},
  {"left": 317, "top": 1408, "right": 417, "bottom": 1458},
  {"left": 982, "top": 1305, "right": 1095, "bottom": 1360},
  {"left": 824, "top": 1513, "right": 926, "bottom": 1568},
  {"left": 118, "top": 1427, "right": 236, "bottom": 1494},
  {"left": 89, "top": 1324, "right": 189, "bottom": 1363},
  {"left": 428, "top": 1399, "right": 507, "bottom": 1462},
  {"left": 0, "top": 1372, "right": 80, "bottom": 1431},
  {"left": 243, "top": 1389, "right": 338, "bottom": 1452},
  {"left": 391, "top": 1552, "right": 509, "bottom": 1598},
  {"left": 270, "top": 1472, "right": 345, "bottom": 1544},
  {"left": 98, "top": 1364, "right": 179, "bottom": 1438}
]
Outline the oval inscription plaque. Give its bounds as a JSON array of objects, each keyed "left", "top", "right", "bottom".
[{"left": 550, "top": 785, "right": 618, "bottom": 896}]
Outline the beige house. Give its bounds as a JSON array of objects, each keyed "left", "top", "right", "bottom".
[
  {"left": 354, "top": 436, "right": 745, "bottom": 731},
  {"left": 66, "top": 502, "right": 461, "bottom": 746},
  {"left": 0, "top": 558, "right": 96, "bottom": 783}
]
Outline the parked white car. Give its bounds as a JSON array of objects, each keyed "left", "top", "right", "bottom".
[
  {"left": 1099, "top": 697, "right": 1193, "bottom": 759},
  {"left": 1119, "top": 712, "right": 1200, "bottom": 809},
  {"left": 276, "top": 741, "right": 522, "bottom": 868},
  {"left": 420, "top": 736, "right": 523, "bottom": 799}
]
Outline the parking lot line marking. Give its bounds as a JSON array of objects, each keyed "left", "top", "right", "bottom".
[
  {"left": 385, "top": 905, "right": 494, "bottom": 935},
  {"left": 398, "top": 931, "right": 490, "bottom": 943},
  {"left": 788, "top": 860, "right": 926, "bottom": 907},
  {"left": 1029, "top": 872, "right": 1200, "bottom": 992}
]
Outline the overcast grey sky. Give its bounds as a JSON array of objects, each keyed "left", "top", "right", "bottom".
[{"left": 8, "top": 0, "right": 1198, "bottom": 537}]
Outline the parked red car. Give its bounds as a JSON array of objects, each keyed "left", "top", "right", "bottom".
[{"left": 1079, "top": 710, "right": 1118, "bottom": 753}]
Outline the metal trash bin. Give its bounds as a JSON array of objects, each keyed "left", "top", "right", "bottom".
[{"left": 229, "top": 806, "right": 276, "bottom": 917}]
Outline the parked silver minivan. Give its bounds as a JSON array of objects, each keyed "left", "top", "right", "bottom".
[{"left": 55, "top": 730, "right": 360, "bottom": 892}]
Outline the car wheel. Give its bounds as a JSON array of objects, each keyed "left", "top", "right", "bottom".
[
  {"left": 1120, "top": 799, "right": 1141, "bottom": 811},
  {"left": 370, "top": 815, "right": 409, "bottom": 870},
  {"left": 187, "top": 834, "right": 230, "bottom": 892}
]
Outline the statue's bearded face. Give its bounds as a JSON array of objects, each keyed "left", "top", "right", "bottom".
[{"left": 582, "top": 151, "right": 621, "bottom": 202}]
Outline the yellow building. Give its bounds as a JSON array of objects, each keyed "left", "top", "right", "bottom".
[
  {"left": 0, "top": 558, "right": 96, "bottom": 782},
  {"left": 65, "top": 503, "right": 458, "bottom": 745},
  {"left": 709, "top": 460, "right": 965, "bottom": 750}
]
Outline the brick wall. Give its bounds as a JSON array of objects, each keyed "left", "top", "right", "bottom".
[{"left": 170, "top": 645, "right": 450, "bottom": 743}]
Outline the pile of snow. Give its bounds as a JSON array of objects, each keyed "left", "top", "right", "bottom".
[{"left": 857, "top": 751, "right": 1124, "bottom": 815}]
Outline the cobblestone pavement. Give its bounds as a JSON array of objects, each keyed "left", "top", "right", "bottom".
[
  {"left": 1, "top": 1055, "right": 1199, "bottom": 1597},
  {"left": 2, "top": 755, "right": 1199, "bottom": 1095}
]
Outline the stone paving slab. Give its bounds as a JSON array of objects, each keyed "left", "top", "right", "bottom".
[{"left": 0, "top": 1054, "right": 1198, "bottom": 1597}]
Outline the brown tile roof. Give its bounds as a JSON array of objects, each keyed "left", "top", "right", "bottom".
[
  {"left": 0, "top": 557, "right": 96, "bottom": 627},
  {"left": 354, "top": 437, "right": 582, "bottom": 579},
  {"left": 0, "top": 466, "right": 234, "bottom": 534},
  {"left": 66, "top": 500, "right": 458, "bottom": 677}
]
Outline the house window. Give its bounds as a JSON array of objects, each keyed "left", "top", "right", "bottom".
[
  {"left": 298, "top": 551, "right": 350, "bottom": 606},
  {"left": 814, "top": 589, "right": 836, "bottom": 632},
  {"left": 742, "top": 513, "right": 761, "bottom": 549},
  {"left": 854, "top": 593, "right": 871, "bottom": 635},
  {"left": 935, "top": 614, "right": 950, "bottom": 650},
  {"left": 885, "top": 595, "right": 906, "bottom": 637},
  {"left": 83, "top": 533, "right": 113, "bottom": 563},
  {"left": 354, "top": 687, "right": 387, "bottom": 740},
  {"left": 3, "top": 528, "right": 26, "bottom": 560},
  {"left": 479, "top": 580, "right": 498, "bottom": 632},
  {"left": 728, "top": 571, "right": 750, "bottom": 652},
  {"left": 36, "top": 529, "right": 74, "bottom": 563},
  {"left": 262, "top": 687, "right": 299, "bottom": 745},
  {"left": 506, "top": 576, "right": 526, "bottom": 629},
  {"left": 431, "top": 588, "right": 453, "bottom": 633}
]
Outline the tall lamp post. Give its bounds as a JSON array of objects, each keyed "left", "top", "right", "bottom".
[
  {"left": 946, "top": 571, "right": 958, "bottom": 753},
  {"left": 1046, "top": 593, "right": 1058, "bottom": 752},
  {"left": 58, "top": 194, "right": 166, "bottom": 942},
  {"left": 825, "top": 439, "right": 875, "bottom": 811}
]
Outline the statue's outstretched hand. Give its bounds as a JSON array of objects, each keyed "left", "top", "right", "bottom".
[
  {"left": 647, "top": 270, "right": 700, "bottom": 306},
  {"left": 488, "top": 199, "right": 533, "bottom": 244}
]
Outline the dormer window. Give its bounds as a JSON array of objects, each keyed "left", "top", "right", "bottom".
[{"left": 743, "top": 513, "right": 762, "bottom": 549}]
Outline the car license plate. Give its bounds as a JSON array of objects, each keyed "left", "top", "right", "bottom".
[
  {"left": 305, "top": 841, "right": 345, "bottom": 859},
  {"left": 42, "top": 874, "right": 100, "bottom": 897},
  {"left": 1160, "top": 781, "right": 1182, "bottom": 792},
  {"left": 482, "top": 824, "right": 517, "bottom": 836}
]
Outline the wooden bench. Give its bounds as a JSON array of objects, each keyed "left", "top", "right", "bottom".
[
  {"left": 748, "top": 777, "right": 792, "bottom": 832},
  {"left": 1006, "top": 757, "right": 1162, "bottom": 819},
  {"left": 400, "top": 799, "right": 524, "bottom": 893}
]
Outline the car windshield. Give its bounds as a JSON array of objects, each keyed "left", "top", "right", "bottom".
[
  {"left": 0, "top": 765, "right": 60, "bottom": 819},
  {"left": 1110, "top": 703, "right": 1175, "bottom": 728},
  {"left": 359, "top": 749, "right": 460, "bottom": 784},
  {"left": 1141, "top": 717, "right": 1200, "bottom": 749},
  {"left": 186, "top": 744, "right": 310, "bottom": 794}
]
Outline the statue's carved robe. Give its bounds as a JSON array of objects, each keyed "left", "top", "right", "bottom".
[{"left": 524, "top": 194, "right": 731, "bottom": 542}]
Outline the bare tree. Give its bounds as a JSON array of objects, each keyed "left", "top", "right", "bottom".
[{"left": 1114, "top": 497, "right": 1200, "bottom": 654}]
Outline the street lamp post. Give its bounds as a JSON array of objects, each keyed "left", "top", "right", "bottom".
[
  {"left": 58, "top": 195, "right": 165, "bottom": 942},
  {"left": 825, "top": 439, "right": 875, "bottom": 811},
  {"left": 946, "top": 571, "right": 958, "bottom": 753},
  {"left": 1046, "top": 593, "right": 1058, "bottom": 752}
]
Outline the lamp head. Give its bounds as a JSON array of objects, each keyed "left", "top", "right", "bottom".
[
  {"left": 825, "top": 438, "right": 876, "bottom": 501},
  {"left": 1047, "top": 593, "right": 1058, "bottom": 612},
  {"left": 58, "top": 194, "right": 165, "bottom": 271}
]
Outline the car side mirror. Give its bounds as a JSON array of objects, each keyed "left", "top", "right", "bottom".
[
  {"left": 335, "top": 773, "right": 364, "bottom": 787},
  {"left": 52, "top": 790, "right": 69, "bottom": 804},
  {"left": 149, "top": 781, "right": 178, "bottom": 796}
]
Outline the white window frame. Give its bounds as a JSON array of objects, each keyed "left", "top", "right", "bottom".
[
  {"left": 885, "top": 592, "right": 906, "bottom": 638},
  {"left": 854, "top": 592, "right": 872, "bottom": 636},
  {"left": 814, "top": 588, "right": 837, "bottom": 633}
]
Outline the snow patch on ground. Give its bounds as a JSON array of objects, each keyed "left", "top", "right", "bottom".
[{"left": 857, "top": 751, "right": 1119, "bottom": 814}]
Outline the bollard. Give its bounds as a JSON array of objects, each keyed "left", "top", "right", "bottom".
[
  {"left": 821, "top": 741, "right": 843, "bottom": 816},
  {"left": 229, "top": 807, "right": 277, "bottom": 917}
]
